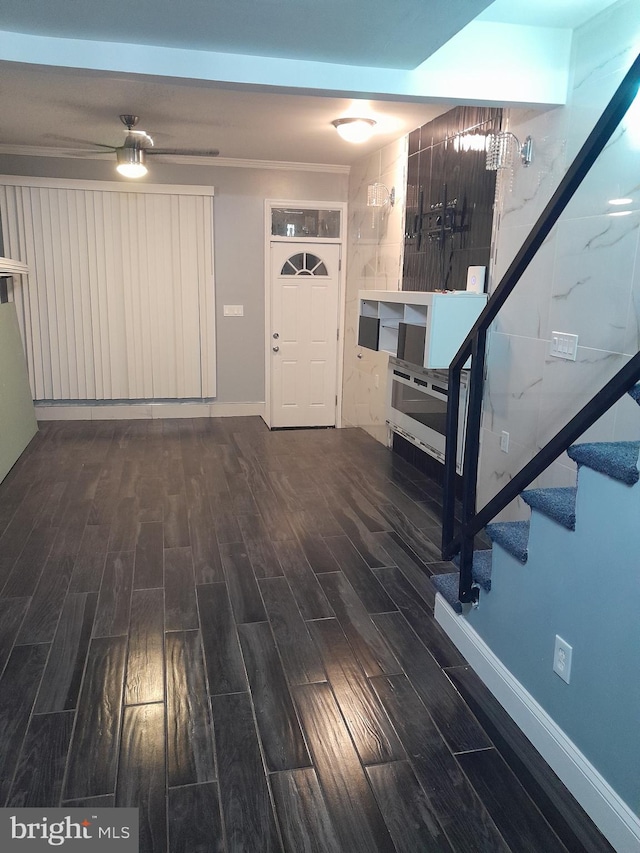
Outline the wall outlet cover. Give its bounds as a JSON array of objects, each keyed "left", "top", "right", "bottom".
[
  {"left": 223, "top": 305, "right": 244, "bottom": 317},
  {"left": 553, "top": 635, "right": 573, "bottom": 684}
]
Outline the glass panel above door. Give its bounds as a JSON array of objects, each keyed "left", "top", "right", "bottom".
[{"left": 271, "top": 208, "right": 341, "bottom": 238}]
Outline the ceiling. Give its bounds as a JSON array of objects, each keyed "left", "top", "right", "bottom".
[
  {"left": 0, "top": 0, "right": 492, "bottom": 70},
  {"left": 0, "top": 62, "right": 452, "bottom": 166},
  {"left": 0, "top": 0, "right": 622, "bottom": 168}
]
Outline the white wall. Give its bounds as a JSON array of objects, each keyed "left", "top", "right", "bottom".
[
  {"left": 342, "top": 139, "right": 407, "bottom": 442},
  {"left": 0, "top": 153, "right": 348, "bottom": 405},
  {"left": 478, "top": 0, "right": 640, "bottom": 519},
  {"left": 0, "top": 303, "right": 38, "bottom": 481}
]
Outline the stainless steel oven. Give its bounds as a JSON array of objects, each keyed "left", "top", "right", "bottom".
[{"left": 387, "top": 357, "right": 468, "bottom": 474}]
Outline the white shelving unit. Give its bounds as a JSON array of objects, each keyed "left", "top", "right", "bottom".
[{"left": 357, "top": 289, "right": 487, "bottom": 369}]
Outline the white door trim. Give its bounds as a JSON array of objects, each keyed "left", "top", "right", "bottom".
[{"left": 263, "top": 199, "right": 346, "bottom": 430}]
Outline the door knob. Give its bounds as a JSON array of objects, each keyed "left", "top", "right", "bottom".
[
  {"left": 273, "top": 346, "right": 280, "bottom": 352},
  {"left": 273, "top": 332, "right": 279, "bottom": 339}
]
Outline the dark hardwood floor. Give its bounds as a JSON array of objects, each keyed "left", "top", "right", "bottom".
[{"left": 0, "top": 417, "right": 614, "bottom": 852}]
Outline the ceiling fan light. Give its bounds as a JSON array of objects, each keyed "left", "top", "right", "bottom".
[
  {"left": 117, "top": 163, "right": 148, "bottom": 178},
  {"left": 116, "top": 146, "right": 148, "bottom": 178},
  {"left": 332, "top": 117, "right": 376, "bottom": 144}
]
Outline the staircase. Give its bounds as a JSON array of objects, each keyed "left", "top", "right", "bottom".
[
  {"left": 432, "top": 385, "right": 640, "bottom": 852},
  {"left": 433, "top": 385, "right": 640, "bottom": 613},
  {"left": 433, "top": 56, "right": 640, "bottom": 852}
]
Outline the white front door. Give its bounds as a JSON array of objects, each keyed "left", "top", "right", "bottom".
[{"left": 269, "top": 242, "right": 341, "bottom": 428}]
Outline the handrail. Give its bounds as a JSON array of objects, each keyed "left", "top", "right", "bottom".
[
  {"left": 442, "top": 52, "right": 640, "bottom": 604},
  {"left": 446, "top": 354, "right": 640, "bottom": 558}
]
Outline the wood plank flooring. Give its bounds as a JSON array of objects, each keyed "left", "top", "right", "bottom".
[{"left": 0, "top": 417, "right": 614, "bottom": 852}]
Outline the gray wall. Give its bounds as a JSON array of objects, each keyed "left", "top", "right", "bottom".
[
  {"left": 0, "top": 154, "right": 348, "bottom": 403},
  {"left": 466, "top": 454, "right": 640, "bottom": 814}
]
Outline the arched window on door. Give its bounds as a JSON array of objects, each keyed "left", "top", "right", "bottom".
[{"left": 280, "top": 252, "right": 328, "bottom": 276}]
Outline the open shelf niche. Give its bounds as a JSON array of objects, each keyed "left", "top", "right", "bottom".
[{"left": 357, "top": 289, "right": 487, "bottom": 370}]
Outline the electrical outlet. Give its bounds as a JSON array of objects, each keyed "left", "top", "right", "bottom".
[
  {"left": 500, "top": 431, "right": 509, "bottom": 453},
  {"left": 374, "top": 374, "right": 379, "bottom": 389},
  {"left": 553, "top": 635, "right": 573, "bottom": 684}
]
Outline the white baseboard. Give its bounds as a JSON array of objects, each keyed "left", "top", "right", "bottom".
[
  {"left": 435, "top": 594, "right": 640, "bottom": 853},
  {"left": 35, "top": 401, "right": 265, "bottom": 421},
  {"left": 208, "top": 402, "right": 265, "bottom": 419}
]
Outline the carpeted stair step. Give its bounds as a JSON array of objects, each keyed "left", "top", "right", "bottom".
[
  {"left": 567, "top": 441, "right": 640, "bottom": 486},
  {"left": 628, "top": 383, "right": 640, "bottom": 406},
  {"left": 521, "top": 487, "right": 577, "bottom": 530},
  {"left": 431, "top": 573, "right": 465, "bottom": 613},
  {"left": 431, "top": 549, "right": 493, "bottom": 612},
  {"left": 453, "top": 548, "right": 493, "bottom": 591},
  {"left": 485, "top": 519, "right": 529, "bottom": 563}
]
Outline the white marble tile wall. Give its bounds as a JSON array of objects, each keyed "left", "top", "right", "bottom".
[
  {"left": 341, "top": 137, "right": 408, "bottom": 442},
  {"left": 478, "top": 0, "right": 640, "bottom": 520}
]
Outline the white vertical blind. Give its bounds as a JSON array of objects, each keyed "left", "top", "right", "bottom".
[{"left": 0, "top": 180, "right": 215, "bottom": 401}]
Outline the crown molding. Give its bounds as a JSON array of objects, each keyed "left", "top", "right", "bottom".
[{"left": 0, "top": 145, "right": 350, "bottom": 174}]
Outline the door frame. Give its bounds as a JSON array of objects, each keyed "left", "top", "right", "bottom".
[{"left": 263, "top": 199, "right": 347, "bottom": 429}]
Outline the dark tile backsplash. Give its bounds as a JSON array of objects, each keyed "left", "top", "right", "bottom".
[
  {"left": 407, "top": 126, "right": 421, "bottom": 157},
  {"left": 403, "top": 106, "right": 501, "bottom": 292}
]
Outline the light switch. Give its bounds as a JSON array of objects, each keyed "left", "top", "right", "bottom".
[
  {"left": 550, "top": 332, "right": 578, "bottom": 361},
  {"left": 223, "top": 305, "right": 244, "bottom": 317}
]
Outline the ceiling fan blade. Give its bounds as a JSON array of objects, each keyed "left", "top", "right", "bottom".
[
  {"left": 45, "top": 134, "right": 117, "bottom": 150},
  {"left": 148, "top": 148, "right": 220, "bottom": 157},
  {"left": 56, "top": 150, "right": 115, "bottom": 158}
]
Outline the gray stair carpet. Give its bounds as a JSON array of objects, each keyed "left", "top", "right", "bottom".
[
  {"left": 453, "top": 548, "right": 492, "bottom": 591},
  {"left": 432, "top": 549, "right": 493, "bottom": 612},
  {"left": 485, "top": 519, "right": 529, "bottom": 563},
  {"left": 431, "top": 572, "right": 465, "bottom": 613},
  {"left": 521, "top": 487, "right": 577, "bottom": 530},
  {"left": 567, "top": 441, "right": 640, "bottom": 486}
]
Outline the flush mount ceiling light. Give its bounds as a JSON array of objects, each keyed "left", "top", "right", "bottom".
[
  {"left": 116, "top": 145, "right": 148, "bottom": 178},
  {"left": 332, "top": 117, "right": 376, "bottom": 143}
]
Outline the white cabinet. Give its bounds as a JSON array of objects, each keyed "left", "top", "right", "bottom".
[{"left": 357, "top": 290, "right": 487, "bottom": 369}]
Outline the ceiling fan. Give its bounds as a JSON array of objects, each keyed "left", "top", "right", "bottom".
[{"left": 97, "top": 114, "right": 220, "bottom": 177}]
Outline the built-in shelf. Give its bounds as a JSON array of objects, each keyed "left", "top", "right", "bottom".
[{"left": 358, "top": 289, "right": 487, "bottom": 369}]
